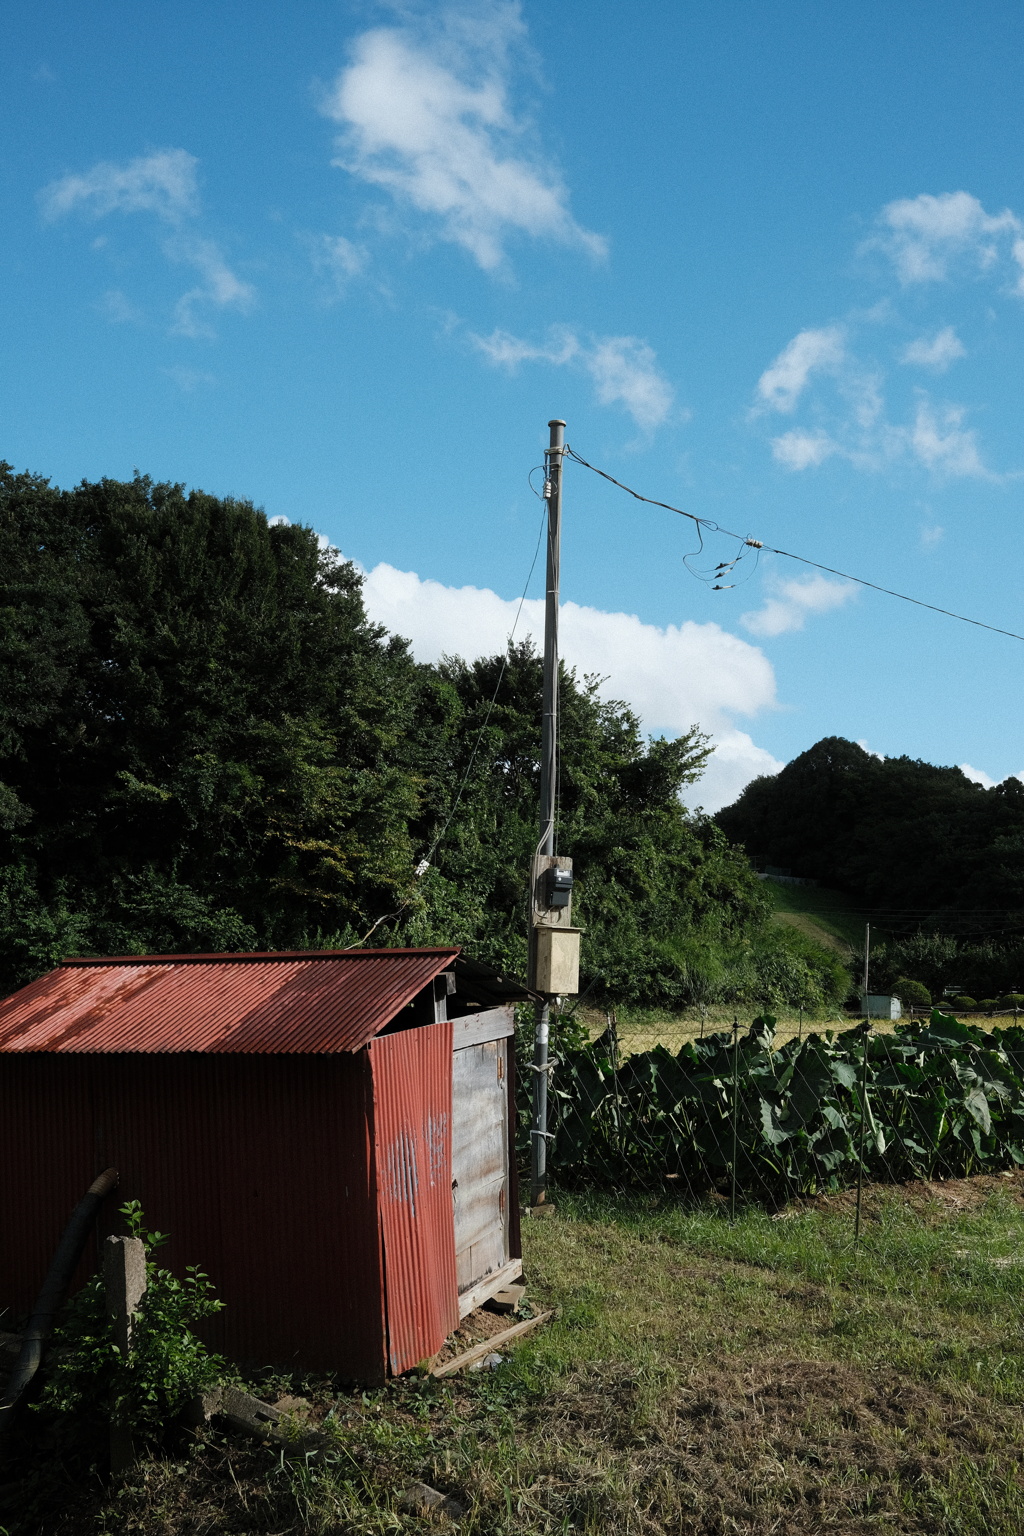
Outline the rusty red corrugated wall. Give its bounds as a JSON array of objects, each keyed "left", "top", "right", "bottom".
[
  {"left": 370, "top": 1022, "right": 459, "bottom": 1373},
  {"left": 0, "top": 1052, "right": 389, "bottom": 1380}
]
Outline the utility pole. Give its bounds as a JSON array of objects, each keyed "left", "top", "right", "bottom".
[
  {"left": 862, "top": 922, "right": 871, "bottom": 1011},
  {"left": 529, "top": 419, "right": 581, "bottom": 1209}
]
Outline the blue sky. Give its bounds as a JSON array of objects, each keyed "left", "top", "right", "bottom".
[{"left": 4, "top": 1, "right": 1024, "bottom": 809}]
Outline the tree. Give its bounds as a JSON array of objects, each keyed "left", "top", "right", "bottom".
[{"left": 0, "top": 464, "right": 420, "bottom": 987}]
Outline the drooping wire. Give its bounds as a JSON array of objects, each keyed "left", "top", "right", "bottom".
[
  {"left": 348, "top": 502, "right": 548, "bottom": 948},
  {"left": 564, "top": 444, "right": 1024, "bottom": 645}
]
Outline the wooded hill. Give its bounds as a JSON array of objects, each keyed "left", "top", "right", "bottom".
[
  {"left": 0, "top": 462, "right": 846, "bottom": 1011},
  {"left": 717, "top": 737, "right": 1024, "bottom": 1000}
]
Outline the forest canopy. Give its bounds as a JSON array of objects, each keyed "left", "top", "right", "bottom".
[{"left": 0, "top": 462, "right": 845, "bottom": 1009}]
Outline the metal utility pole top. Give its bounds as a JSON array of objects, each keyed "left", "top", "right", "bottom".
[{"left": 538, "top": 419, "right": 564, "bottom": 858}]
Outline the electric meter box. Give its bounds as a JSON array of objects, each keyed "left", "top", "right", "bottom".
[
  {"left": 544, "top": 866, "right": 574, "bottom": 909},
  {"left": 534, "top": 926, "right": 582, "bottom": 995}
]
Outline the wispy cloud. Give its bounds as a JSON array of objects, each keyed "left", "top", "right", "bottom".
[
  {"left": 97, "top": 288, "right": 145, "bottom": 325},
  {"left": 306, "top": 233, "right": 369, "bottom": 297},
  {"left": 168, "top": 237, "right": 255, "bottom": 337},
  {"left": 755, "top": 326, "right": 846, "bottom": 413},
  {"left": 907, "top": 398, "right": 988, "bottom": 479},
  {"left": 40, "top": 148, "right": 199, "bottom": 224},
  {"left": 770, "top": 429, "right": 839, "bottom": 470},
  {"left": 471, "top": 324, "right": 675, "bottom": 432},
  {"left": 321, "top": 2, "right": 605, "bottom": 272},
  {"left": 901, "top": 325, "right": 965, "bottom": 371},
  {"left": 741, "top": 573, "right": 857, "bottom": 637},
  {"left": 39, "top": 149, "right": 253, "bottom": 338}
]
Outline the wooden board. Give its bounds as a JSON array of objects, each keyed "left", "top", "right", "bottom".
[{"left": 451, "top": 1006, "right": 514, "bottom": 1052}]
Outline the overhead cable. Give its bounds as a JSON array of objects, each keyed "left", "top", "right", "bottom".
[{"left": 564, "top": 445, "right": 1024, "bottom": 645}]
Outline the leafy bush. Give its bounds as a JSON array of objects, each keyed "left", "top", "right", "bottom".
[
  {"left": 893, "top": 977, "right": 931, "bottom": 1008},
  {"left": 999, "top": 994, "right": 1024, "bottom": 1010},
  {"left": 951, "top": 996, "right": 977, "bottom": 1011},
  {"left": 38, "top": 1200, "right": 224, "bottom": 1449},
  {"left": 550, "top": 1011, "right": 1024, "bottom": 1200},
  {"left": 979, "top": 1000, "right": 1000, "bottom": 1013}
]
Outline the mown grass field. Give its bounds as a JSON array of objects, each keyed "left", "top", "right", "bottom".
[{"left": 25, "top": 1175, "right": 1024, "bottom": 1536}]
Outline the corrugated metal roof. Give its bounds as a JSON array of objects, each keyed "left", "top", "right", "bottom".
[{"left": 0, "top": 948, "right": 460, "bottom": 1055}]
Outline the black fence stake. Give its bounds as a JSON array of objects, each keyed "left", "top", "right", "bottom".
[
  {"left": 854, "top": 1021, "right": 871, "bottom": 1247},
  {"left": 730, "top": 1016, "right": 740, "bottom": 1223}
]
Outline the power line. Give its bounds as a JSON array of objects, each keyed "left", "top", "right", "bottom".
[{"left": 564, "top": 445, "right": 1024, "bottom": 646}]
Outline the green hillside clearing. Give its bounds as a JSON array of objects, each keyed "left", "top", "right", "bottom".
[{"left": 765, "top": 877, "right": 865, "bottom": 956}]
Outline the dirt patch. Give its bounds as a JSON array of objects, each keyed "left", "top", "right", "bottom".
[
  {"left": 431, "top": 1301, "right": 527, "bottom": 1368},
  {"left": 790, "top": 1166, "right": 1024, "bottom": 1221}
]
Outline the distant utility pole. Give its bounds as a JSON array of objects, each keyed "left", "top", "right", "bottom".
[
  {"left": 862, "top": 923, "right": 871, "bottom": 1006},
  {"left": 529, "top": 419, "right": 581, "bottom": 1209}
]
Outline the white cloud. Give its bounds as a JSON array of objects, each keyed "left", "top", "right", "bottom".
[
  {"left": 960, "top": 763, "right": 998, "bottom": 789},
  {"left": 39, "top": 148, "right": 199, "bottom": 224},
  {"left": 771, "top": 429, "right": 839, "bottom": 470},
  {"left": 755, "top": 326, "right": 846, "bottom": 413},
  {"left": 901, "top": 326, "right": 966, "bottom": 371},
  {"left": 322, "top": 4, "right": 605, "bottom": 271},
  {"left": 741, "top": 573, "right": 857, "bottom": 637},
  {"left": 686, "top": 731, "right": 784, "bottom": 813},
  {"left": 960, "top": 763, "right": 1024, "bottom": 789},
  {"left": 169, "top": 237, "right": 255, "bottom": 338},
  {"left": 920, "top": 523, "right": 944, "bottom": 548},
  {"left": 361, "top": 559, "right": 776, "bottom": 734},
  {"left": 873, "top": 191, "right": 1020, "bottom": 285},
  {"left": 907, "top": 398, "right": 988, "bottom": 478},
  {"left": 471, "top": 324, "right": 674, "bottom": 432},
  {"left": 856, "top": 739, "right": 885, "bottom": 761}
]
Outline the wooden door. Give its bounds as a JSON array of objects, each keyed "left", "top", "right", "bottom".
[{"left": 451, "top": 1007, "right": 520, "bottom": 1315}]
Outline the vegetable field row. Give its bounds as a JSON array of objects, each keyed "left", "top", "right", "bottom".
[{"left": 548, "top": 1011, "right": 1024, "bottom": 1201}]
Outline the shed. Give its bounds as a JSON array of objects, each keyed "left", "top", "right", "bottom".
[
  {"left": 861, "top": 993, "right": 902, "bottom": 1021},
  {"left": 0, "top": 947, "right": 529, "bottom": 1381}
]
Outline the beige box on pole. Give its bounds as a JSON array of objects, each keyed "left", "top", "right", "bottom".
[{"left": 534, "top": 927, "right": 582, "bottom": 995}]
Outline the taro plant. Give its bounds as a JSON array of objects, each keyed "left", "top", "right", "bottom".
[{"left": 549, "top": 1010, "right": 1024, "bottom": 1201}]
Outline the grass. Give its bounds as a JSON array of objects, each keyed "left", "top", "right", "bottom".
[
  {"left": 14, "top": 1177, "right": 1024, "bottom": 1534},
  {"left": 763, "top": 878, "right": 870, "bottom": 954}
]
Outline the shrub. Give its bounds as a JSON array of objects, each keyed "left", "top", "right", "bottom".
[
  {"left": 951, "top": 996, "right": 977, "bottom": 1011},
  {"left": 38, "top": 1200, "right": 224, "bottom": 1451},
  {"left": 999, "top": 994, "right": 1024, "bottom": 1011},
  {"left": 893, "top": 976, "right": 931, "bottom": 1009},
  {"left": 978, "top": 999, "right": 1000, "bottom": 1013}
]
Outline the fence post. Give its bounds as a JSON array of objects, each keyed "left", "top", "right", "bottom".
[
  {"left": 730, "top": 1016, "right": 740, "bottom": 1222},
  {"left": 854, "top": 1022, "right": 871, "bottom": 1247},
  {"left": 103, "top": 1235, "right": 146, "bottom": 1475}
]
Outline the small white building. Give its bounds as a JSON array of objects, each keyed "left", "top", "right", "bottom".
[{"left": 862, "top": 993, "right": 902, "bottom": 1020}]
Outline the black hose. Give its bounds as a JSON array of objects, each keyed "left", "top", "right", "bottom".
[{"left": 0, "top": 1167, "right": 119, "bottom": 1440}]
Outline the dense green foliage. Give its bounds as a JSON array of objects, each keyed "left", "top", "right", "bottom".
[
  {"left": 0, "top": 462, "right": 841, "bottom": 1006},
  {"left": 718, "top": 735, "right": 1024, "bottom": 1000},
  {"left": 552, "top": 1010, "right": 1024, "bottom": 1199},
  {"left": 718, "top": 735, "right": 1024, "bottom": 912},
  {"left": 38, "top": 1201, "right": 223, "bottom": 1447}
]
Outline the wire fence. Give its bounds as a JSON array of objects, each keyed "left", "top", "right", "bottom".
[{"left": 517, "top": 1007, "right": 1024, "bottom": 1230}]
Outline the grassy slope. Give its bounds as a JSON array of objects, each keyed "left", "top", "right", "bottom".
[
  {"left": 764, "top": 877, "right": 868, "bottom": 956},
  {"left": 26, "top": 1178, "right": 1024, "bottom": 1535}
]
